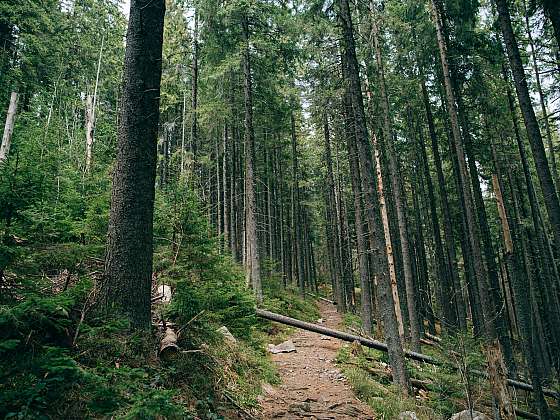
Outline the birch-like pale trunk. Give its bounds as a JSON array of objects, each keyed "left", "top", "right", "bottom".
[
  {"left": 181, "top": 91, "right": 186, "bottom": 177},
  {"left": 373, "top": 133, "right": 405, "bottom": 341},
  {"left": 85, "top": 35, "right": 104, "bottom": 173},
  {"left": 0, "top": 92, "right": 19, "bottom": 164},
  {"left": 371, "top": 10, "right": 419, "bottom": 352},
  {"left": 85, "top": 94, "right": 94, "bottom": 172}
]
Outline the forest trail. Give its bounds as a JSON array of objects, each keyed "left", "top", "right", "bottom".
[{"left": 259, "top": 301, "right": 375, "bottom": 419}]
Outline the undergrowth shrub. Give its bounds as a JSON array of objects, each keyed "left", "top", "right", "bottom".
[{"left": 0, "top": 186, "right": 279, "bottom": 418}]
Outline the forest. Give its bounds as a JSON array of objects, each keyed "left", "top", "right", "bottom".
[{"left": 1, "top": 0, "right": 560, "bottom": 418}]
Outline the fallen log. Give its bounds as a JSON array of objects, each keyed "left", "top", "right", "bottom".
[
  {"left": 255, "top": 308, "right": 559, "bottom": 400},
  {"left": 305, "top": 292, "right": 335, "bottom": 304},
  {"left": 256, "top": 309, "right": 437, "bottom": 365},
  {"left": 159, "top": 327, "right": 180, "bottom": 361},
  {"left": 424, "top": 332, "right": 441, "bottom": 343}
]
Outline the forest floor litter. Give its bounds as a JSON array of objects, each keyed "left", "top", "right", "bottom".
[{"left": 259, "top": 301, "right": 375, "bottom": 419}]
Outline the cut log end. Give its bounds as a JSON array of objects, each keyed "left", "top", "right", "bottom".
[{"left": 159, "top": 327, "right": 179, "bottom": 361}]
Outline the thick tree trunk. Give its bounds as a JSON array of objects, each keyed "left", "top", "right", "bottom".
[
  {"left": 100, "top": 0, "right": 165, "bottom": 329},
  {"left": 85, "top": 94, "right": 94, "bottom": 173},
  {"left": 337, "top": 175, "right": 353, "bottom": 312},
  {"left": 344, "top": 89, "right": 374, "bottom": 334},
  {"left": 323, "top": 113, "right": 342, "bottom": 302},
  {"left": 223, "top": 123, "right": 229, "bottom": 250},
  {"left": 241, "top": 16, "right": 262, "bottom": 303},
  {"left": 0, "top": 92, "right": 19, "bottom": 163},
  {"left": 191, "top": 10, "right": 199, "bottom": 166},
  {"left": 496, "top": 0, "right": 560, "bottom": 254},
  {"left": 338, "top": 0, "right": 409, "bottom": 392},
  {"left": 371, "top": 14, "right": 419, "bottom": 352},
  {"left": 291, "top": 111, "right": 305, "bottom": 297}
]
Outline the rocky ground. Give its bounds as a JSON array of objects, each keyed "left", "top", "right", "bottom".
[{"left": 259, "top": 301, "right": 375, "bottom": 419}]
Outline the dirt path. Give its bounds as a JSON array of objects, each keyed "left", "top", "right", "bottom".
[{"left": 259, "top": 301, "right": 375, "bottom": 419}]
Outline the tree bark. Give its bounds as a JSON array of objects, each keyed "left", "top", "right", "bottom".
[
  {"left": 85, "top": 34, "right": 104, "bottom": 174},
  {"left": 241, "top": 15, "right": 262, "bottom": 303},
  {"left": 191, "top": 9, "right": 199, "bottom": 166},
  {"left": 223, "top": 123, "right": 229, "bottom": 250},
  {"left": 0, "top": 92, "right": 19, "bottom": 164},
  {"left": 371, "top": 13, "right": 420, "bottom": 352},
  {"left": 420, "top": 78, "right": 466, "bottom": 331},
  {"left": 338, "top": 0, "right": 409, "bottom": 392},
  {"left": 291, "top": 111, "right": 305, "bottom": 297},
  {"left": 415, "top": 108, "right": 448, "bottom": 336},
  {"left": 373, "top": 134, "right": 405, "bottom": 340},
  {"left": 181, "top": 91, "right": 186, "bottom": 177},
  {"left": 344, "top": 87, "right": 374, "bottom": 334},
  {"left": 100, "top": 0, "right": 165, "bottom": 329},
  {"left": 323, "top": 113, "right": 342, "bottom": 303}
]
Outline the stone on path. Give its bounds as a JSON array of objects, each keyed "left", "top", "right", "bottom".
[
  {"left": 399, "top": 411, "right": 419, "bottom": 420},
  {"left": 449, "top": 409, "right": 490, "bottom": 420},
  {"left": 267, "top": 339, "right": 297, "bottom": 354}
]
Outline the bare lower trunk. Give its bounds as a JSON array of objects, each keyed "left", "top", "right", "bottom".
[
  {"left": 100, "top": 0, "right": 165, "bottom": 329},
  {"left": 371, "top": 12, "right": 419, "bottom": 352},
  {"left": 492, "top": 174, "right": 513, "bottom": 255},
  {"left": 223, "top": 123, "right": 229, "bottom": 250},
  {"left": 291, "top": 111, "right": 305, "bottom": 297},
  {"left": 344, "top": 89, "right": 373, "bottom": 334},
  {"left": 85, "top": 94, "right": 94, "bottom": 173},
  {"left": 338, "top": 0, "right": 409, "bottom": 392},
  {"left": 181, "top": 91, "right": 186, "bottom": 177},
  {"left": 191, "top": 10, "right": 199, "bottom": 167},
  {"left": 373, "top": 134, "right": 405, "bottom": 340},
  {"left": 242, "top": 15, "right": 262, "bottom": 304},
  {"left": 420, "top": 77, "right": 465, "bottom": 331},
  {"left": 0, "top": 92, "right": 19, "bottom": 163}
]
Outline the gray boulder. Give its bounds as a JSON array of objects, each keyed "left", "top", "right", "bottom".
[
  {"left": 449, "top": 410, "right": 490, "bottom": 420},
  {"left": 267, "top": 340, "right": 297, "bottom": 354},
  {"left": 217, "top": 326, "right": 237, "bottom": 343},
  {"left": 398, "top": 411, "right": 418, "bottom": 420}
]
